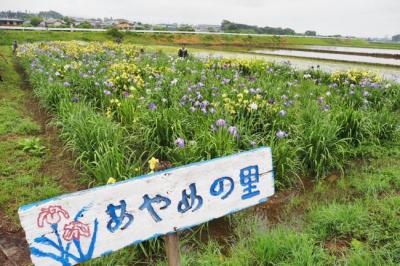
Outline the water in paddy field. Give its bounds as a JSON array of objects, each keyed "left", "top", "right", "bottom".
[
  {"left": 253, "top": 49, "right": 400, "bottom": 66},
  {"left": 194, "top": 51, "right": 400, "bottom": 83},
  {"left": 307, "top": 46, "right": 400, "bottom": 56}
]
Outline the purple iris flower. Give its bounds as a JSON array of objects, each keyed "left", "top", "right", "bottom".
[
  {"left": 228, "top": 126, "right": 240, "bottom": 139},
  {"left": 103, "top": 90, "right": 112, "bottom": 96},
  {"left": 222, "top": 78, "right": 231, "bottom": 85},
  {"left": 148, "top": 103, "right": 157, "bottom": 110},
  {"left": 276, "top": 130, "right": 289, "bottom": 139},
  {"left": 284, "top": 100, "right": 294, "bottom": 107},
  {"left": 200, "top": 101, "right": 209, "bottom": 108},
  {"left": 321, "top": 105, "right": 330, "bottom": 111},
  {"left": 370, "top": 83, "right": 380, "bottom": 89},
  {"left": 175, "top": 138, "right": 185, "bottom": 148},
  {"left": 215, "top": 119, "right": 226, "bottom": 127},
  {"left": 104, "top": 81, "right": 113, "bottom": 87},
  {"left": 278, "top": 110, "right": 287, "bottom": 117},
  {"left": 64, "top": 81, "right": 70, "bottom": 87}
]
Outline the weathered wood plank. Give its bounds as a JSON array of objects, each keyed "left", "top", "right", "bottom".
[{"left": 165, "top": 233, "right": 181, "bottom": 266}]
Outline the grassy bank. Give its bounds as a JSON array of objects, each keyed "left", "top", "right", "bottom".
[
  {"left": 0, "top": 46, "right": 81, "bottom": 265},
  {"left": 0, "top": 46, "right": 62, "bottom": 230},
  {"left": 1, "top": 30, "right": 400, "bottom": 50}
]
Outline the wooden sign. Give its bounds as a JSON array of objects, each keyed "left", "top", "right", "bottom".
[{"left": 19, "top": 147, "right": 274, "bottom": 266}]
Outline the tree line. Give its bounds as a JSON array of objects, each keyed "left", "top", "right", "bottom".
[{"left": 221, "top": 20, "right": 316, "bottom": 36}]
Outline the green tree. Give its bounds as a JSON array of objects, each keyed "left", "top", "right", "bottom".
[
  {"left": 177, "top": 25, "right": 195, "bottom": 32},
  {"left": 106, "top": 28, "right": 123, "bottom": 40},
  {"left": 392, "top": 34, "right": 400, "bottom": 42},
  {"left": 63, "top": 16, "right": 75, "bottom": 26},
  {"left": 305, "top": 30, "right": 317, "bottom": 36},
  {"left": 30, "top": 17, "right": 43, "bottom": 27},
  {"left": 153, "top": 25, "right": 167, "bottom": 31},
  {"left": 221, "top": 19, "right": 296, "bottom": 35},
  {"left": 77, "top": 21, "right": 93, "bottom": 29}
]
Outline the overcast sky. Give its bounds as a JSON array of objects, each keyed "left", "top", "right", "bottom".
[{"left": 1, "top": 0, "right": 399, "bottom": 38}]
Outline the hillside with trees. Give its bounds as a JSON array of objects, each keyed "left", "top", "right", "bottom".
[
  {"left": 0, "top": 10, "right": 63, "bottom": 20},
  {"left": 221, "top": 20, "right": 296, "bottom": 35}
]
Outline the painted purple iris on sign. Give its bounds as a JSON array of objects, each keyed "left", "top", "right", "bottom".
[{"left": 19, "top": 147, "right": 274, "bottom": 266}]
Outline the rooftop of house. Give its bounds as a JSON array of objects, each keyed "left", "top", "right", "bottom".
[{"left": 0, "top": 18, "right": 24, "bottom": 22}]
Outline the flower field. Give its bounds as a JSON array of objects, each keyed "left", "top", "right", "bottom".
[
  {"left": 7, "top": 40, "right": 400, "bottom": 265},
  {"left": 18, "top": 41, "right": 399, "bottom": 188}
]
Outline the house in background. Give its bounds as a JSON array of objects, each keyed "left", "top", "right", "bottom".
[
  {"left": 115, "top": 21, "right": 134, "bottom": 30},
  {"left": 0, "top": 18, "right": 24, "bottom": 26},
  {"left": 195, "top": 24, "right": 221, "bottom": 32},
  {"left": 39, "top": 18, "right": 65, "bottom": 27}
]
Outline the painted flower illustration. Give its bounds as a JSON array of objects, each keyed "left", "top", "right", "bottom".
[
  {"left": 32, "top": 206, "right": 99, "bottom": 265},
  {"left": 63, "top": 221, "right": 91, "bottom": 241},
  {"left": 37, "top": 205, "right": 70, "bottom": 227}
]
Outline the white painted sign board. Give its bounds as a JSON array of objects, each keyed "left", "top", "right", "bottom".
[{"left": 19, "top": 147, "right": 274, "bottom": 266}]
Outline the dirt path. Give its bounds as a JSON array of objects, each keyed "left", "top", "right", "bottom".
[{"left": 0, "top": 49, "right": 82, "bottom": 266}]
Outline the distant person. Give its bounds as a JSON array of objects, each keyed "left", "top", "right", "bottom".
[
  {"left": 178, "top": 45, "right": 188, "bottom": 58},
  {"left": 12, "top": 40, "right": 18, "bottom": 54}
]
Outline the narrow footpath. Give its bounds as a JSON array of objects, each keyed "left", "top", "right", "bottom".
[{"left": 0, "top": 46, "right": 80, "bottom": 266}]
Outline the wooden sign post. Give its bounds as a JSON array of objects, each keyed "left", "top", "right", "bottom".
[
  {"left": 19, "top": 147, "right": 274, "bottom": 266},
  {"left": 165, "top": 233, "right": 181, "bottom": 266}
]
